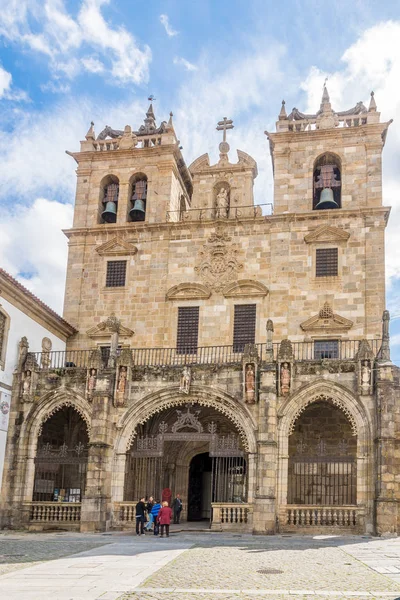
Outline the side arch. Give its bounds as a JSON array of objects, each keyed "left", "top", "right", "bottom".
[
  {"left": 277, "top": 380, "right": 374, "bottom": 533},
  {"left": 115, "top": 385, "right": 257, "bottom": 455},
  {"left": 21, "top": 388, "right": 92, "bottom": 445},
  {"left": 278, "top": 380, "right": 371, "bottom": 441}
]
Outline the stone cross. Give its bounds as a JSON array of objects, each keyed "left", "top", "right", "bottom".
[
  {"left": 216, "top": 117, "right": 234, "bottom": 155},
  {"left": 216, "top": 117, "right": 234, "bottom": 142}
]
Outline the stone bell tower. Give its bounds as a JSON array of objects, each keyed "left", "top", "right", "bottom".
[{"left": 63, "top": 104, "right": 193, "bottom": 335}]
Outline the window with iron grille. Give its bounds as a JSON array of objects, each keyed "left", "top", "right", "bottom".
[
  {"left": 314, "top": 339, "right": 339, "bottom": 359},
  {"left": 316, "top": 248, "right": 338, "bottom": 277},
  {"left": 176, "top": 307, "right": 199, "bottom": 354},
  {"left": 106, "top": 260, "right": 127, "bottom": 287},
  {"left": 233, "top": 304, "right": 256, "bottom": 353}
]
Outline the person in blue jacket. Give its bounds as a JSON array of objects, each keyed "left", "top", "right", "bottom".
[{"left": 151, "top": 500, "right": 162, "bottom": 535}]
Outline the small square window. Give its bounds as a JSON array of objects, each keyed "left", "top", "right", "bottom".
[
  {"left": 106, "top": 261, "right": 127, "bottom": 287},
  {"left": 314, "top": 340, "right": 339, "bottom": 359},
  {"left": 316, "top": 248, "right": 338, "bottom": 277}
]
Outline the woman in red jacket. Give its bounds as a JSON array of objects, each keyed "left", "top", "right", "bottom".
[{"left": 157, "top": 501, "right": 173, "bottom": 537}]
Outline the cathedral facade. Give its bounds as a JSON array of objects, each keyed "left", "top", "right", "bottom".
[{"left": 1, "top": 88, "right": 399, "bottom": 535}]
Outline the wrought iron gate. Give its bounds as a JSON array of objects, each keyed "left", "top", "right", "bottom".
[
  {"left": 211, "top": 456, "right": 247, "bottom": 503},
  {"left": 33, "top": 443, "right": 88, "bottom": 502},
  {"left": 288, "top": 455, "right": 356, "bottom": 505}
]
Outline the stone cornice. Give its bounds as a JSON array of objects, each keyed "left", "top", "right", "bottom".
[
  {"left": 267, "top": 120, "right": 392, "bottom": 146},
  {"left": 0, "top": 269, "right": 77, "bottom": 340},
  {"left": 63, "top": 206, "right": 391, "bottom": 239}
]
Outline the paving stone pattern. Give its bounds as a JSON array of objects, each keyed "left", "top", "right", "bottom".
[
  {"left": 126, "top": 536, "right": 400, "bottom": 598},
  {"left": 0, "top": 533, "right": 110, "bottom": 576}
]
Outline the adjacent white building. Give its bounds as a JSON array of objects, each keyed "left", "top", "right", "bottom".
[{"left": 0, "top": 268, "right": 75, "bottom": 490}]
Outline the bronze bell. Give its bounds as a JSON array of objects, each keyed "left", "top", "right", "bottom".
[
  {"left": 129, "top": 198, "right": 146, "bottom": 221},
  {"left": 102, "top": 201, "right": 117, "bottom": 223},
  {"left": 315, "top": 187, "right": 339, "bottom": 210}
]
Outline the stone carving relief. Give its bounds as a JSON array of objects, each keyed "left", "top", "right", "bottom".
[
  {"left": 215, "top": 184, "right": 230, "bottom": 218},
  {"left": 195, "top": 229, "right": 243, "bottom": 292},
  {"left": 242, "top": 344, "right": 259, "bottom": 404},
  {"left": 245, "top": 364, "right": 256, "bottom": 404},
  {"left": 280, "top": 363, "right": 291, "bottom": 395},
  {"left": 356, "top": 339, "right": 375, "bottom": 396},
  {"left": 41, "top": 337, "right": 52, "bottom": 369},
  {"left": 171, "top": 404, "right": 203, "bottom": 433},
  {"left": 277, "top": 339, "right": 294, "bottom": 397},
  {"left": 300, "top": 302, "right": 353, "bottom": 333}
]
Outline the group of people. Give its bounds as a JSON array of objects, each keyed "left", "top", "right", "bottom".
[{"left": 135, "top": 494, "right": 183, "bottom": 538}]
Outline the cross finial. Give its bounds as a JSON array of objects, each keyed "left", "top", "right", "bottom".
[{"left": 216, "top": 116, "right": 234, "bottom": 154}]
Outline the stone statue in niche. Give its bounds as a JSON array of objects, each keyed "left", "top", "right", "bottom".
[
  {"left": 117, "top": 366, "right": 127, "bottom": 393},
  {"left": 280, "top": 362, "right": 291, "bottom": 395},
  {"left": 179, "top": 366, "right": 191, "bottom": 394},
  {"left": 361, "top": 360, "right": 371, "bottom": 394},
  {"left": 22, "top": 370, "right": 32, "bottom": 399},
  {"left": 245, "top": 363, "right": 256, "bottom": 404},
  {"left": 87, "top": 368, "right": 97, "bottom": 399},
  {"left": 216, "top": 186, "right": 230, "bottom": 218}
]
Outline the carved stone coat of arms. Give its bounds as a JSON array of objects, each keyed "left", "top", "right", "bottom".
[{"left": 195, "top": 230, "right": 243, "bottom": 292}]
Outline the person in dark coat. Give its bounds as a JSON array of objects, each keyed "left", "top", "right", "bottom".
[
  {"left": 158, "top": 501, "right": 173, "bottom": 537},
  {"left": 172, "top": 494, "right": 183, "bottom": 524},
  {"left": 151, "top": 500, "right": 162, "bottom": 535},
  {"left": 135, "top": 497, "right": 146, "bottom": 536},
  {"left": 145, "top": 496, "right": 154, "bottom": 531}
]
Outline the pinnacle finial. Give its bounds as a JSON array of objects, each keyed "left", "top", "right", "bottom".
[
  {"left": 85, "top": 121, "right": 95, "bottom": 140},
  {"left": 321, "top": 81, "right": 330, "bottom": 105},
  {"left": 368, "top": 91, "right": 377, "bottom": 112},
  {"left": 279, "top": 100, "right": 287, "bottom": 120},
  {"left": 168, "top": 111, "right": 173, "bottom": 126}
]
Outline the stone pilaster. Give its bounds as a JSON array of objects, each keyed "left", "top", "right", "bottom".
[
  {"left": 375, "top": 360, "right": 400, "bottom": 535},
  {"left": 252, "top": 363, "right": 278, "bottom": 534},
  {"left": 80, "top": 369, "right": 115, "bottom": 532}
]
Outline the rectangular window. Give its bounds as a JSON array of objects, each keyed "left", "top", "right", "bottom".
[
  {"left": 233, "top": 304, "right": 256, "bottom": 353},
  {"left": 176, "top": 307, "right": 199, "bottom": 354},
  {"left": 314, "top": 340, "right": 339, "bottom": 360},
  {"left": 106, "top": 260, "right": 127, "bottom": 287},
  {"left": 316, "top": 248, "right": 338, "bottom": 277}
]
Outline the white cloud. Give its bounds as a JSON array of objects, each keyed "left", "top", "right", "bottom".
[
  {"left": 0, "top": 65, "right": 12, "bottom": 98},
  {"left": 0, "top": 199, "right": 73, "bottom": 313},
  {"left": 0, "top": 0, "right": 152, "bottom": 85},
  {"left": 81, "top": 56, "right": 105, "bottom": 74},
  {"left": 300, "top": 20, "right": 400, "bottom": 287},
  {"left": 173, "top": 56, "right": 197, "bottom": 71},
  {"left": 160, "top": 14, "right": 179, "bottom": 37}
]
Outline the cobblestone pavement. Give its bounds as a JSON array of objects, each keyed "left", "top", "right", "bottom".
[
  {"left": 1, "top": 532, "right": 400, "bottom": 600},
  {"left": 121, "top": 534, "right": 400, "bottom": 600},
  {"left": 0, "top": 532, "right": 112, "bottom": 576}
]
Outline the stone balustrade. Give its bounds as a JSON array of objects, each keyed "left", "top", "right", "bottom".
[
  {"left": 211, "top": 503, "right": 253, "bottom": 532},
  {"left": 283, "top": 505, "right": 364, "bottom": 531},
  {"left": 25, "top": 502, "right": 81, "bottom": 528}
]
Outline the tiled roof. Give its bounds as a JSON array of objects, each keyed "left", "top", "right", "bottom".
[{"left": 0, "top": 267, "right": 77, "bottom": 334}]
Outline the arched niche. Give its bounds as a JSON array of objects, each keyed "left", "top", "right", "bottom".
[
  {"left": 99, "top": 174, "right": 119, "bottom": 224},
  {"left": 128, "top": 172, "right": 148, "bottom": 222},
  {"left": 313, "top": 152, "right": 341, "bottom": 210}
]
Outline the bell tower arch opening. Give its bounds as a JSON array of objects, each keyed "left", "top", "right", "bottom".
[{"left": 313, "top": 153, "right": 342, "bottom": 210}]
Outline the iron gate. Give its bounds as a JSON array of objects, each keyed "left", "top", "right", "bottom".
[
  {"left": 33, "top": 443, "right": 88, "bottom": 502},
  {"left": 288, "top": 455, "right": 356, "bottom": 505}
]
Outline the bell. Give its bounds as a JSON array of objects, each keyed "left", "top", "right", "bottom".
[
  {"left": 101, "top": 201, "right": 117, "bottom": 223},
  {"left": 129, "top": 198, "right": 146, "bottom": 221},
  {"left": 315, "top": 187, "right": 339, "bottom": 210}
]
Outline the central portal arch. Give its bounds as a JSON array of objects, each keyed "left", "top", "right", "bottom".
[{"left": 122, "top": 402, "right": 248, "bottom": 522}]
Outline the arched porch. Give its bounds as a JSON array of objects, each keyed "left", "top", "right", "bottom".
[
  {"left": 277, "top": 382, "right": 373, "bottom": 533},
  {"left": 111, "top": 386, "right": 257, "bottom": 531}
]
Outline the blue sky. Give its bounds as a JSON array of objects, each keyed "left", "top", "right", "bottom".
[{"left": 1, "top": 0, "right": 400, "bottom": 359}]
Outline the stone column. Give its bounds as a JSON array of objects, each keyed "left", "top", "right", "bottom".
[
  {"left": 80, "top": 369, "right": 115, "bottom": 532},
  {"left": 252, "top": 363, "right": 278, "bottom": 534}
]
